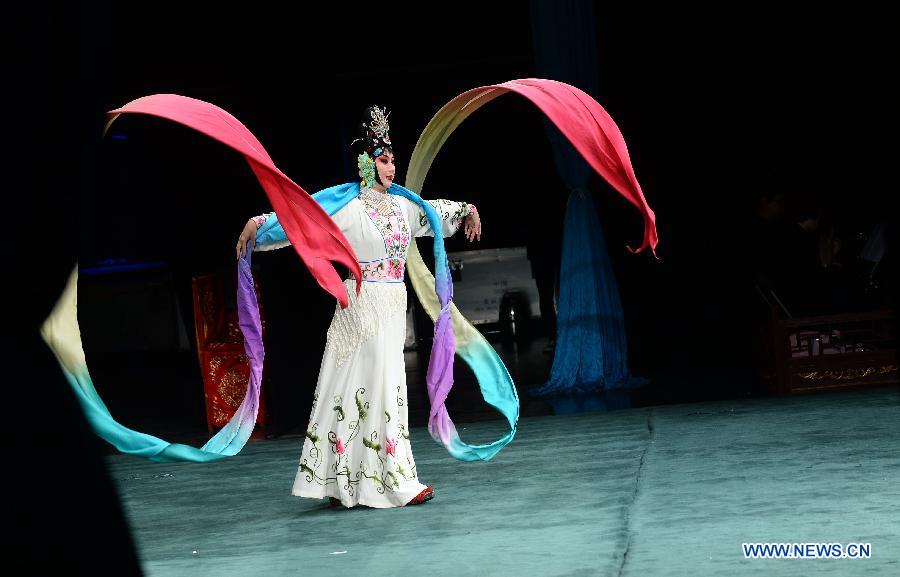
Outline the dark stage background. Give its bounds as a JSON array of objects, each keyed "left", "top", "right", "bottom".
[
  {"left": 12, "top": 2, "right": 896, "bottom": 416},
  {"left": 16, "top": 3, "right": 898, "bottom": 408}
]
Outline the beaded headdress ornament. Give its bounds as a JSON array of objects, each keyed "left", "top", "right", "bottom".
[{"left": 353, "top": 105, "right": 391, "bottom": 188}]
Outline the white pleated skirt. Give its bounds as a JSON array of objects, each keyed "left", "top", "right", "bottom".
[{"left": 291, "top": 279, "right": 428, "bottom": 508}]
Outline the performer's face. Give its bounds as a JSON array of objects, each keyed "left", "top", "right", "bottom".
[{"left": 375, "top": 151, "right": 395, "bottom": 187}]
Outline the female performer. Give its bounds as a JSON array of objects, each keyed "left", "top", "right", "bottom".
[{"left": 236, "top": 106, "right": 481, "bottom": 508}]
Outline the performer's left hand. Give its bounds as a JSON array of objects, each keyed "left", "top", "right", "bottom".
[{"left": 464, "top": 208, "right": 481, "bottom": 242}]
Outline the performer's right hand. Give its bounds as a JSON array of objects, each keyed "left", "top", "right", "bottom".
[{"left": 236, "top": 219, "right": 258, "bottom": 260}]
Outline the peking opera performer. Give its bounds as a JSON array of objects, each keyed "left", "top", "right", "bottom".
[{"left": 236, "top": 106, "right": 481, "bottom": 508}]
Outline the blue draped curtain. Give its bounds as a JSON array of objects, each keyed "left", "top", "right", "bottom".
[{"left": 528, "top": 0, "right": 643, "bottom": 397}]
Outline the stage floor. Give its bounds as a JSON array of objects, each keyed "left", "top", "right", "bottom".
[{"left": 107, "top": 386, "right": 899, "bottom": 576}]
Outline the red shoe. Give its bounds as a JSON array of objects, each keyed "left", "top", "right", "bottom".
[{"left": 406, "top": 486, "right": 434, "bottom": 506}]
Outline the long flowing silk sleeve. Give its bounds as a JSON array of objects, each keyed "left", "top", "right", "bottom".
[
  {"left": 399, "top": 78, "right": 658, "bottom": 462},
  {"left": 37, "top": 94, "right": 362, "bottom": 464}
]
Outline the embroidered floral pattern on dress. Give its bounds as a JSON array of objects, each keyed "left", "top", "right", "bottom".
[
  {"left": 415, "top": 199, "right": 473, "bottom": 237},
  {"left": 252, "top": 213, "right": 272, "bottom": 228},
  {"left": 356, "top": 257, "right": 405, "bottom": 282},
  {"left": 298, "top": 386, "right": 418, "bottom": 497},
  {"left": 355, "top": 187, "right": 411, "bottom": 282}
]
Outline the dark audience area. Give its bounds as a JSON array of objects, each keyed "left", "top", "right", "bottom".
[{"left": 748, "top": 175, "right": 891, "bottom": 318}]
